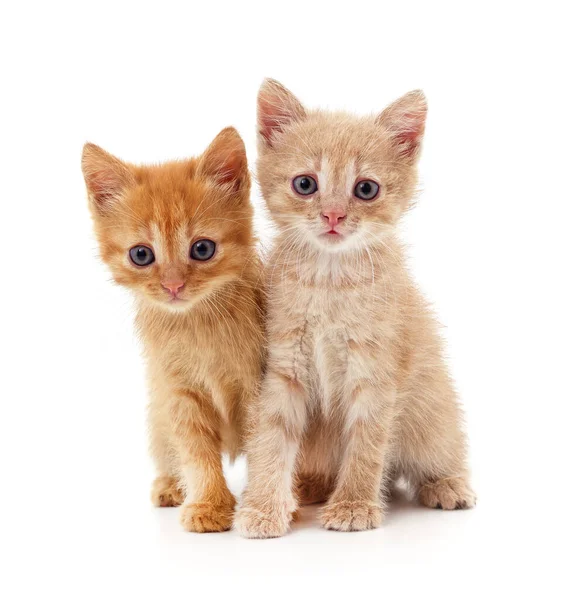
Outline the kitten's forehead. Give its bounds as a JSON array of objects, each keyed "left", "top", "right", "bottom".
[
  {"left": 317, "top": 156, "right": 358, "bottom": 197},
  {"left": 147, "top": 221, "right": 190, "bottom": 263},
  {"left": 121, "top": 173, "right": 231, "bottom": 260},
  {"left": 296, "top": 112, "right": 377, "bottom": 154},
  {"left": 287, "top": 113, "right": 381, "bottom": 187}
]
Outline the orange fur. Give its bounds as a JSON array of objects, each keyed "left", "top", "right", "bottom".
[
  {"left": 235, "top": 80, "right": 474, "bottom": 538},
  {"left": 82, "top": 128, "right": 264, "bottom": 533}
]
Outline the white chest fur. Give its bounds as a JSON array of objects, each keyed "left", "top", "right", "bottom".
[{"left": 267, "top": 247, "right": 399, "bottom": 414}]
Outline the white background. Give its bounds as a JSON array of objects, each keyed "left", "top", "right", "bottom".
[{"left": 1, "top": 1, "right": 566, "bottom": 598}]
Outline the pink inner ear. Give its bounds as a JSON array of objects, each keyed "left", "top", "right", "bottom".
[
  {"left": 393, "top": 110, "right": 426, "bottom": 157},
  {"left": 258, "top": 98, "right": 287, "bottom": 142},
  {"left": 89, "top": 168, "right": 124, "bottom": 205},
  {"left": 399, "top": 111, "right": 425, "bottom": 140},
  {"left": 214, "top": 152, "right": 244, "bottom": 189},
  {"left": 257, "top": 81, "right": 306, "bottom": 145},
  {"left": 82, "top": 144, "right": 134, "bottom": 210},
  {"left": 258, "top": 96, "right": 298, "bottom": 143}
]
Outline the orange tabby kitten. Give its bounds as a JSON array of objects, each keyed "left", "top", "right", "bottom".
[
  {"left": 234, "top": 80, "right": 475, "bottom": 538},
  {"left": 82, "top": 128, "right": 264, "bottom": 533}
]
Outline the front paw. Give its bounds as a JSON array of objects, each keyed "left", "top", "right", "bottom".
[
  {"left": 151, "top": 476, "right": 185, "bottom": 507},
  {"left": 320, "top": 500, "right": 383, "bottom": 532},
  {"left": 180, "top": 502, "right": 234, "bottom": 533},
  {"left": 233, "top": 505, "right": 292, "bottom": 539}
]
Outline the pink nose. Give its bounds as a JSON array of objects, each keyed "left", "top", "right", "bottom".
[
  {"left": 161, "top": 280, "right": 185, "bottom": 296},
  {"left": 321, "top": 210, "right": 346, "bottom": 229}
]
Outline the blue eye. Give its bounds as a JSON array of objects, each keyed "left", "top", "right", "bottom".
[
  {"left": 292, "top": 175, "right": 318, "bottom": 196},
  {"left": 129, "top": 245, "right": 155, "bottom": 266},
  {"left": 354, "top": 180, "right": 380, "bottom": 201},
  {"left": 190, "top": 239, "right": 216, "bottom": 261}
]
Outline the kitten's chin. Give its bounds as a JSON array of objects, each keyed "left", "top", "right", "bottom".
[
  {"left": 310, "top": 230, "right": 358, "bottom": 253},
  {"left": 311, "top": 224, "right": 393, "bottom": 254},
  {"left": 139, "top": 294, "right": 200, "bottom": 313},
  {"left": 320, "top": 231, "right": 347, "bottom": 243},
  {"left": 161, "top": 298, "right": 195, "bottom": 312}
]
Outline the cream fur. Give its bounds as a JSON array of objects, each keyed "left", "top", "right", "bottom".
[{"left": 235, "top": 80, "right": 475, "bottom": 538}]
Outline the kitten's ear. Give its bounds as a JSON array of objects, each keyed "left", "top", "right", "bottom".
[
  {"left": 197, "top": 127, "right": 249, "bottom": 191},
  {"left": 257, "top": 78, "right": 306, "bottom": 146},
  {"left": 81, "top": 143, "right": 135, "bottom": 213},
  {"left": 377, "top": 90, "right": 427, "bottom": 162}
]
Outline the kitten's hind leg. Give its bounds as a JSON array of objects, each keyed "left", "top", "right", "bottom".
[
  {"left": 148, "top": 395, "right": 185, "bottom": 507},
  {"left": 403, "top": 439, "right": 476, "bottom": 510},
  {"left": 417, "top": 476, "right": 475, "bottom": 510},
  {"left": 398, "top": 381, "right": 476, "bottom": 510},
  {"left": 151, "top": 475, "right": 185, "bottom": 507}
]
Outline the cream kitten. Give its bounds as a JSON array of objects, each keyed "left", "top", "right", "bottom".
[{"left": 234, "top": 80, "right": 475, "bottom": 538}]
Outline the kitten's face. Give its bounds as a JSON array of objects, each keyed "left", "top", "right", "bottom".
[
  {"left": 256, "top": 80, "right": 427, "bottom": 253},
  {"left": 82, "top": 128, "right": 253, "bottom": 312}
]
